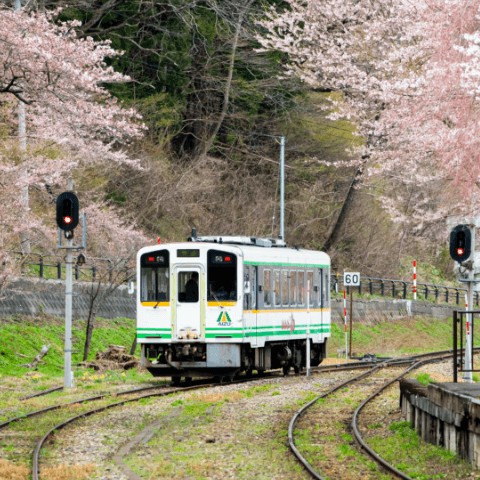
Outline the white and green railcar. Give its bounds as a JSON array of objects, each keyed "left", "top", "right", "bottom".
[{"left": 137, "top": 235, "right": 331, "bottom": 381}]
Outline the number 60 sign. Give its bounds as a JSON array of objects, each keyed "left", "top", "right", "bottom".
[{"left": 344, "top": 272, "right": 361, "bottom": 286}]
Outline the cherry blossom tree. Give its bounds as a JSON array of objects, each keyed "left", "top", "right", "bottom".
[
  {"left": 0, "top": 5, "right": 147, "bottom": 290},
  {"left": 257, "top": 0, "right": 480, "bottom": 239},
  {"left": 77, "top": 202, "right": 149, "bottom": 360}
]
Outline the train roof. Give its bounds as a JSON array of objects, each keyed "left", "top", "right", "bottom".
[{"left": 139, "top": 235, "right": 330, "bottom": 267}]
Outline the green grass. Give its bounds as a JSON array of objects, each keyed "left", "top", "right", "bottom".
[
  {"left": 368, "top": 421, "right": 472, "bottom": 479},
  {"left": 328, "top": 315, "right": 480, "bottom": 357},
  {"left": 0, "top": 315, "right": 139, "bottom": 378}
]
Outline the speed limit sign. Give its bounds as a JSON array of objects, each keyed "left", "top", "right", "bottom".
[{"left": 344, "top": 272, "right": 361, "bottom": 286}]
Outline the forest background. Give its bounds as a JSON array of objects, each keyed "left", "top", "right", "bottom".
[{"left": 0, "top": 0, "right": 467, "bottom": 286}]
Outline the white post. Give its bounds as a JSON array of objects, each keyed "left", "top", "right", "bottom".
[
  {"left": 280, "top": 136, "right": 285, "bottom": 240},
  {"left": 306, "top": 280, "right": 311, "bottom": 377},
  {"left": 413, "top": 260, "right": 417, "bottom": 300},
  {"left": 64, "top": 177, "right": 75, "bottom": 388},
  {"left": 64, "top": 238, "right": 74, "bottom": 388},
  {"left": 15, "top": 0, "right": 29, "bottom": 254}
]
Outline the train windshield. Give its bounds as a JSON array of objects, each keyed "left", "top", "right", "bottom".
[
  {"left": 207, "top": 250, "right": 237, "bottom": 301},
  {"left": 140, "top": 250, "right": 170, "bottom": 303}
]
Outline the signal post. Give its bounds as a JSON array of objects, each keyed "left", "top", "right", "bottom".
[
  {"left": 56, "top": 189, "right": 85, "bottom": 388},
  {"left": 450, "top": 224, "right": 476, "bottom": 383}
]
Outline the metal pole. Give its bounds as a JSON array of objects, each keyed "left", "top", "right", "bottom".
[
  {"left": 344, "top": 289, "right": 348, "bottom": 358},
  {"left": 306, "top": 280, "right": 311, "bottom": 377},
  {"left": 64, "top": 238, "right": 74, "bottom": 388},
  {"left": 15, "top": 0, "right": 29, "bottom": 254},
  {"left": 453, "top": 310, "right": 458, "bottom": 383},
  {"left": 349, "top": 290, "right": 353, "bottom": 358},
  {"left": 464, "top": 224, "right": 476, "bottom": 383},
  {"left": 280, "top": 136, "right": 285, "bottom": 240}
]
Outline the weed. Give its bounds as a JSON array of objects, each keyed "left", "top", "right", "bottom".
[{"left": 416, "top": 373, "right": 433, "bottom": 386}]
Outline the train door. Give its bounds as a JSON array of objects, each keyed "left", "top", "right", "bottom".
[{"left": 173, "top": 266, "right": 204, "bottom": 339}]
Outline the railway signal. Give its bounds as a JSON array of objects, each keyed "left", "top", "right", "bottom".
[
  {"left": 55, "top": 187, "right": 85, "bottom": 389},
  {"left": 450, "top": 223, "right": 477, "bottom": 383},
  {"left": 56, "top": 192, "right": 79, "bottom": 232}
]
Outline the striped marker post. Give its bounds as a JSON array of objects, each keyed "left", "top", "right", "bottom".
[
  {"left": 465, "top": 293, "right": 473, "bottom": 381},
  {"left": 413, "top": 260, "right": 417, "bottom": 300},
  {"left": 344, "top": 289, "right": 348, "bottom": 358}
]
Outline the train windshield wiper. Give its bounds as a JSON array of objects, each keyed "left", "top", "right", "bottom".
[{"left": 210, "top": 288, "right": 224, "bottom": 309}]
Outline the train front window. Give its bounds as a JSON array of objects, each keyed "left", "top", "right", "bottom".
[
  {"left": 140, "top": 250, "right": 170, "bottom": 303},
  {"left": 207, "top": 250, "right": 237, "bottom": 301}
]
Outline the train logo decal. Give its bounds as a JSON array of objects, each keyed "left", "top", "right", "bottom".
[
  {"left": 217, "top": 311, "right": 232, "bottom": 326},
  {"left": 282, "top": 315, "right": 295, "bottom": 333}
]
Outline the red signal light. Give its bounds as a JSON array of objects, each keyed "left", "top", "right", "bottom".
[
  {"left": 457, "top": 248, "right": 464, "bottom": 256},
  {"left": 63, "top": 216, "right": 72, "bottom": 224}
]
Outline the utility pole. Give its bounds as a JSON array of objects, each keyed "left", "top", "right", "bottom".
[
  {"left": 280, "top": 136, "right": 285, "bottom": 240},
  {"left": 15, "top": 0, "right": 29, "bottom": 254}
]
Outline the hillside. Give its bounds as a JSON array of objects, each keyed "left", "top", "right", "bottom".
[{"left": 0, "top": 0, "right": 458, "bottom": 285}]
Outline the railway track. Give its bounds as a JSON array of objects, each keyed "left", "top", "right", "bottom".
[
  {"left": 288, "top": 349, "right": 479, "bottom": 480},
  {"left": 1, "top": 371, "right": 282, "bottom": 479},
  {"left": 1, "top": 349, "right": 469, "bottom": 479}
]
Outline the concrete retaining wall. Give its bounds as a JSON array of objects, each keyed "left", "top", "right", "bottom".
[
  {"left": 331, "top": 297, "right": 460, "bottom": 324},
  {"left": 0, "top": 278, "right": 135, "bottom": 320},
  {"left": 0, "top": 278, "right": 463, "bottom": 321},
  {"left": 400, "top": 379, "right": 480, "bottom": 467}
]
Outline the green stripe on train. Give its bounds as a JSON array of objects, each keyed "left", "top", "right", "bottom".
[{"left": 244, "top": 261, "right": 329, "bottom": 268}]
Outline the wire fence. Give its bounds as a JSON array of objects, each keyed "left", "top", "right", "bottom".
[
  {"left": 331, "top": 275, "right": 477, "bottom": 307},
  {"left": 5, "top": 252, "right": 476, "bottom": 305},
  {"left": 7, "top": 252, "right": 134, "bottom": 284}
]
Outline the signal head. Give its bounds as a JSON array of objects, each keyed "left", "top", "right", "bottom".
[
  {"left": 450, "top": 224, "right": 472, "bottom": 264},
  {"left": 56, "top": 192, "right": 79, "bottom": 231}
]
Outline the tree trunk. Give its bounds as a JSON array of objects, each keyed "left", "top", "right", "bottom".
[
  {"left": 82, "top": 311, "right": 97, "bottom": 361},
  {"left": 321, "top": 167, "right": 363, "bottom": 253},
  {"left": 200, "top": 0, "right": 253, "bottom": 157},
  {"left": 129, "top": 335, "right": 137, "bottom": 356}
]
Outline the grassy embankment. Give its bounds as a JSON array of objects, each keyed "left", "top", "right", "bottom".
[{"left": 0, "top": 313, "right": 468, "bottom": 383}]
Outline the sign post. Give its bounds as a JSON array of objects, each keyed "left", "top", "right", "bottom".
[{"left": 344, "top": 272, "right": 360, "bottom": 360}]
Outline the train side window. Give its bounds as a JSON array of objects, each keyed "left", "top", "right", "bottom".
[
  {"left": 274, "top": 270, "right": 281, "bottom": 306},
  {"left": 243, "top": 269, "right": 249, "bottom": 310},
  {"left": 290, "top": 271, "right": 297, "bottom": 305},
  {"left": 307, "top": 271, "right": 314, "bottom": 306},
  {"left": 320, "top": 269, "right": 324, "bottom": 308},
  {"left": 282, "top": 271, "right": 289, "bottom": 306},
  {"left": 298, "top": 271, "right": 304, "bottom": 305},
  {"left": 251, "top": 267, "right": 257, "bottom": 310},
  {"left": 264, "top": 269, "right": 271, "bottom": 306},
  {"left": 325, "top": 270, "right": 330, "bottom": 307}
]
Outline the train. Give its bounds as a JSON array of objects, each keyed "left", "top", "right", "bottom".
[{"left": 136, "top": 233, "right": 331, "bottom": 382}]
